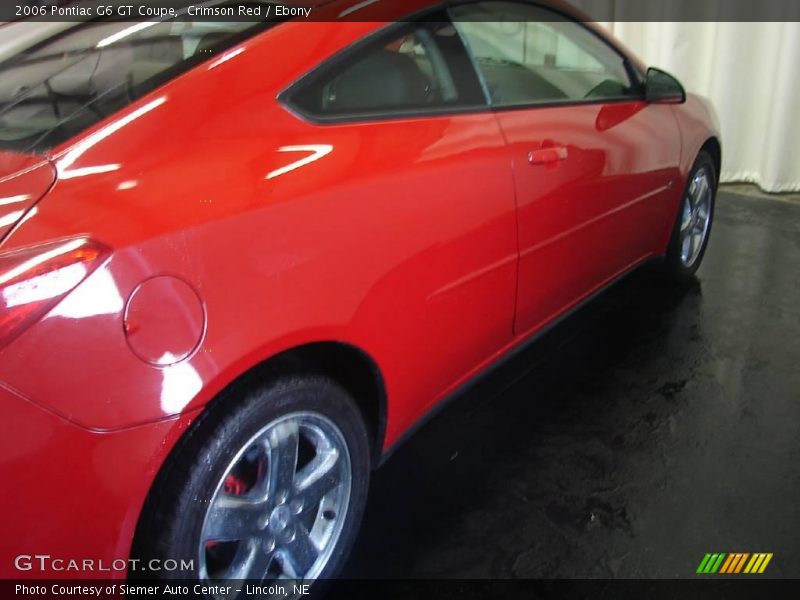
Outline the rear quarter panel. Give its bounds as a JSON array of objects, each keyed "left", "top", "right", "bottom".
[{"left": 0, "top": 21, "right": 518, "bottom": 449}]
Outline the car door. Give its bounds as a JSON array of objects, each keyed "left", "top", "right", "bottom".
[
  {"left": 281, "top": 17, "right": 520, "bottom": 434},
  {"left": 451, "top": 2, "right": 682, "bottom": 335}
]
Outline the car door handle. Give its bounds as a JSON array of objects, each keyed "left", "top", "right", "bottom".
[{"left": 528, "top": 147, "right": 568, "bottom": 165}]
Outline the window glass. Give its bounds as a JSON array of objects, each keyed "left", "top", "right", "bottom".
[
  {"left": 451, "top": 2, "right": 640, "bottom": 106},
  {"left": 0, "top": 3, "right": 276, "bottom": 154},
  {"left": 288, "top": 21, "right": 486, "bottom": 119}
]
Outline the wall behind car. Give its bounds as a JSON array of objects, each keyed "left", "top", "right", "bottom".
[{"left": 595, "top": 20, "right": 800, "bottom": 193}]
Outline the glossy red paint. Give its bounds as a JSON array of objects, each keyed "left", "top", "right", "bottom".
[
  {"left": 496, "top": 100, "right": 683, "bottom": 335},
  {"left": 0, "top": 382, "right": 198, "bottom": 579},
  {"left": 124, "top": 275, "right": 207, "bottom": 367},
  {"left": 0, "top": 0, "right": 720, "bottom": 577},
  {"left": 0, "top": 152, "right": 55, "bottom": 239}
]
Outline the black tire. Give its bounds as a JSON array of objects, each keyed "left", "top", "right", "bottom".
[
  {"left": 662, "top": 150, "right": 717, "bottom": 282},
  {"left": 132, "top": 374, "right": 370, "bottom": 593}
]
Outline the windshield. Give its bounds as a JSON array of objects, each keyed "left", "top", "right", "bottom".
[{"left": 0, "top": 3, "right": 278, "bottom": 154}]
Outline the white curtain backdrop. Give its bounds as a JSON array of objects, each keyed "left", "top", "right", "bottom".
[{"left": 595, "top": 20, "right": 800, "bottom": 192}]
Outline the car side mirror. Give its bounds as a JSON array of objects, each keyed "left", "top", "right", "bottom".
[{"left": 645, "top": 67, "right": 686, "bottom": 104}]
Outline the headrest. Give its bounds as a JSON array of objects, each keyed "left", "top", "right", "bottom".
[{"left": 332, "top": 50, "right": 430, "bottom": 112}]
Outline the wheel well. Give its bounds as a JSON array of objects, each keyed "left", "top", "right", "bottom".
[
  {"left": 129, "top": 341, "right": 385, "bottom": 574},
  {"left": 240, "top": 342, "right": 387, "bottom": 467},
  {"left": 701, "top": 137, "right": 722, "bottom": 183}
]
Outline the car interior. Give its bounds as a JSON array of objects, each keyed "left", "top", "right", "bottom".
[{"left": 293, "top": 22, "right": 487, "bottom": 118}]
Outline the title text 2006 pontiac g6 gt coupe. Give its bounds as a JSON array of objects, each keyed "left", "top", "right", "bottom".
[{"left": 0, "top": 0, "right": 719, "bottom": 585}]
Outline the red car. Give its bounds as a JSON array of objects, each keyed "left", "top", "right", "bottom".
[{"left": 0, "top": 0, "right": 719, "bottom": 585}]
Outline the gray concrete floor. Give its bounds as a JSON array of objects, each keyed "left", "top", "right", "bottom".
[
  {"left": 721, "top": 183, "right": 800, "bottom": 204},
  {"left": 342, "top": 188, "right": 800, "bottom": 579}
]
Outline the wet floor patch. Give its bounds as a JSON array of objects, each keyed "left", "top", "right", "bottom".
[{"left": 342, "top": 190, "right": 800, "bottom": 579}]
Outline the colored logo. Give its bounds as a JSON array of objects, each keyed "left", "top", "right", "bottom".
[{"left": 696, "top": 553, "right": 773, "bottom": 574}]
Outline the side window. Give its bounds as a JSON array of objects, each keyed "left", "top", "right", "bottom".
[
  {"left": 287, "top": 21, "right": 486, "bottom": 120},
  {"left": 451, "top": 2, "right": 640, "bottom": 107},
  {"left": 0, "top": 16, "right": 268, "bottom": 153}
]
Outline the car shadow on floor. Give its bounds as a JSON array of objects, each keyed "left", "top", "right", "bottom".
[
  {"left": 338, "top": 191, "right": 800, "bottom": 581},
  {"left": 341, "top": 264, "right": 704, "bottom": 579}
]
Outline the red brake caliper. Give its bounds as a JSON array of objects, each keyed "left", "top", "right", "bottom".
[{"left": 223, "top": 473, "right": 246, "bottom": 496}]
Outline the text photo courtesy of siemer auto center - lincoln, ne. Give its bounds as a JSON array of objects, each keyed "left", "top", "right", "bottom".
[{"left": 1, "top": 1, "right": 799, "bottom": 599}]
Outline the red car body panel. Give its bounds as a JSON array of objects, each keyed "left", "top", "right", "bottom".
[
  {"left": 0, "top": 0, "right": 720, "bottom": 577},
  {"left": 0, "top": 152, "right": 55, "bottom": 240},
  {"left": 0, "top": 383, "right": 198, "bottom": 578},
  {"left": 494, "top": 101, "right": 683, "bottom": 334}
]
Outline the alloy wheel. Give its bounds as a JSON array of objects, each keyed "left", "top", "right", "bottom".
[
  {"left": 198, "top": 412, "right": 352, "bottom": 584},
  {"left": 679, "top": 167, "right": 713, "bottom": 268}
]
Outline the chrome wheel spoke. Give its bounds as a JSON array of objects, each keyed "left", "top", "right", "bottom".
[
  {"left": 696, "top": 174, "right": 709, "bottom": 204},
  {"left": 680, "top": 232, "right": 692, "bottom": 262},
  {"left": 204, "top": 496, "right": 263, "bottom": 541},
  {"left": 680, "top": 204, "right": 692, "bottom": 233},
  {"left": 243, "top": 446, "right": 272, "bottom": 503},
  {"left": 267, "top": 421, "right": 300, "bottom": 499},
  {"left": 697, "top": 203, "right": 709, "bottom": 223},
  {"left": 695, "top": 228, "right": 705, "bottom": 251},
  {"left": 696, "top": 211, "right": 709, "bottom": 233},
  {"left": 296, "top": 451, "right": 340, "bottom": 509},
  {"left": 280, "top": 524, "right": 319, "bottom": 577},
  {"left": 687, "top": 183, "right": 698, "bottom": 211},
  {"left": 226, "top": 539, "right": 273, "bottom": 582}
]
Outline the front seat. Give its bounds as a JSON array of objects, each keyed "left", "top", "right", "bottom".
[{"left": 331, "top": 49, "right": 431, "bottom": 112}]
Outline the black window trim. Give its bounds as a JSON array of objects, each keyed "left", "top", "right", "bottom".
[{"left": 278, "top": 0, "right": 648, "bottom": 126}]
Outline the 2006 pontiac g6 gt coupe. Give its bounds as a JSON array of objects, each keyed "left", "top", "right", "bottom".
[{"left": 0, "top": 0, "right": 719, "bottom": 586}]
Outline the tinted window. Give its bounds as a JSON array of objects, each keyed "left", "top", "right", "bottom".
[
  {"left": 0, "top": 3, "right": 276, "bottom": 154},
  {"left": 287, "top": 21, "right": 486, "bottom": 120},
  {"left": 451, "top": 2, "right": 640, "bottom": 106}
]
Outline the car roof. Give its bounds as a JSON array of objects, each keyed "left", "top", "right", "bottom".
[{"left": 318, "top": 0, "right": 594, "bottom": 21}]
